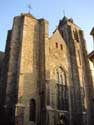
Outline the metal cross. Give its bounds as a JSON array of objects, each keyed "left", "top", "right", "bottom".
[
  {"left": 28, "top": 4, "right": 32, "bottom": 14},
  {"left": 63, "top": 10, "right": 65, "bottom": 17}
]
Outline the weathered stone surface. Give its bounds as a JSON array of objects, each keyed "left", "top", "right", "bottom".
[{"left": 0, "top": 14, "right": 94, "bottom": 125}]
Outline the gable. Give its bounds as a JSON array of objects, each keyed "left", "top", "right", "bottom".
[
  {"left": 48, "top": 29, "right": 69, "bottom": 75},
  {"left": 49, "top": 29, "right": 67, "bottom": 51}
]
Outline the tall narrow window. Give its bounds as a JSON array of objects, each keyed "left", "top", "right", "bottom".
[
  {"left": 56, "top": 67, "right": 68, "bottom": 111},
  {"left": 60, "top": 44, "right": 63, "bottom": 50},
  {"left": 56, "top": 42, "right": 58, "bottom": 48},
  {"left": 29, "top": 99, "right": 36, "bottom": 121}
]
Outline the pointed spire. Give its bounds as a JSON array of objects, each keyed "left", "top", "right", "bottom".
[{"left": 62, "top": 16, "right": 68, "bottom": 22}]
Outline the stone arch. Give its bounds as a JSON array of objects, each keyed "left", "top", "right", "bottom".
[
  {"left": 55, "top": 65, "right": 67, "bottom": 86},
  {"left": 55, "top": 65, "right": 69, "bottom": 110}
]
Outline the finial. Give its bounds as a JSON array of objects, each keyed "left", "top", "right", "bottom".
[
  {"left": 28, "top": 4, "right": 32, "bottom": 14},
  {"left": 63, "top": 10, "right": 65, "bottom": 17}
]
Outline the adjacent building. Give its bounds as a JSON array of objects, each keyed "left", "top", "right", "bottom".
[{"left": 0, "top": 13, "right": 94, "bottom": 125}]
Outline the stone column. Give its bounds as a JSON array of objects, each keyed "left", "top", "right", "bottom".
[
  {"left": 66, "top": 26, "right": 83, "bottom": 125},
  {"left": 38, "top": 19, "right": 49, "bottom": 125}
]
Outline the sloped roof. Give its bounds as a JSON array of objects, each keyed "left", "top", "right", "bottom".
[{"left": 49, "top": 28, "right": 65, "bottom": 42}]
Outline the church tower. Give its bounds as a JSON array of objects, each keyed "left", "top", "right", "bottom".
[
  {"left": 58, "top": 17, "right": 94, "bottom": 125},
  {"left": 0, "top": 13, "right": 49, "bottom": 125}
]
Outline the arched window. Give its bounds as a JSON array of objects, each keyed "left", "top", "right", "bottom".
[
  {"left": 29, "top": 99, "right": 36, "bottom": 122},
  {"left": 56, "top": 67, "right": 66, "bottom": 85},
  {"left": 60, "top": 44, "right": 63, "bottom": 50},
  {"left": 56, "top": 67, "right": 68, "bottom": 110}
]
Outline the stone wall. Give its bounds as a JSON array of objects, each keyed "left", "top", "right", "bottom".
[
  {"left": 15, "top": 14, "right": 49, "bottom": 125},
  {"left": 58, "top": 19, "right": 86, "bottom": 125},
  {"left": 47, "top": 29, "right": 69, "bottom": 108},
  {"left": 1, "top": 14, "right": 94, "bottom": 125}
]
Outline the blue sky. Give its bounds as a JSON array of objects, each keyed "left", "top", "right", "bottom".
[{"left": 0, "top": 0, "right": 94, "bottom": 52}]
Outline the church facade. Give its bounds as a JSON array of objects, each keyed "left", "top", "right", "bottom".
[{"left": 0, "top": 13, "right": 94, "bottom": 125}]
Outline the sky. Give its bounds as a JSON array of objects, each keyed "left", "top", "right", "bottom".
[{"left": 0, "top": 0, "right": 94, "bottom": 53}]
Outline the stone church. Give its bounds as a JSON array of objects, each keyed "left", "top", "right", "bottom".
[{"left": 0, "top": 13, "right": 94, "bottom": 125}]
